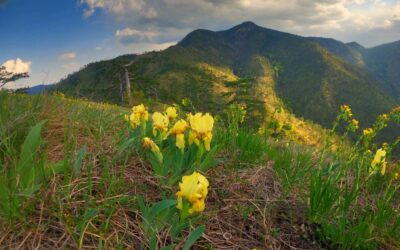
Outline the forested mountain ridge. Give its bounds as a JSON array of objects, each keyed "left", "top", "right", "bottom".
[{"left": 55, "top": 21, "right": 399, "bottom": 131}]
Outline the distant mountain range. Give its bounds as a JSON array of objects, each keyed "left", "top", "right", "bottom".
[
  {"left": 55, "top": 21, "right": 400, "bottom": 131},
  {"left": 19, "top": 84, "right": 55, "bottom": 94}
]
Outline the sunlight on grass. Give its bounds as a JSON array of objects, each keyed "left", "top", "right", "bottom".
[{"left": 1, "top": 91, "right": 400, "bottom": 249}]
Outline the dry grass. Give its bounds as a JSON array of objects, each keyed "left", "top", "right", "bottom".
[
  {"left": 0, "top": 95, "right": 324, "bottom": 249},
  {"left": 0, "top": 160, "right": 324, "bottom": 249}
]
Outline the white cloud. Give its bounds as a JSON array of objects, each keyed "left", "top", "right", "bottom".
[
  {"left": 146, "top": 7, "right": 158, "bottom": 19},
  {"left": 58, "top": 52, "right": 77, "bottom": 61},
  {"left": 80, "top": 0, "right": 400, "bottom": 47},
  {"left": 353, "top": 0, "right": 365, "bottom": 5},
  {"left": 120, "top": 41, "right": 176, "bottom": 53},
  {"left": 116, "top": 27, "right": 160, "bottom": 43},
  {"left": 81, "top": 0, "right": 145, "bottom": 17},
  {"left": 2, "top": 58, "right": 31, "bottom": 74}
]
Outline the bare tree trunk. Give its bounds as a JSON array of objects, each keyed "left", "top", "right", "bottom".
[
  {"left": 124, "top": 67, "right": 132, "bottom": 105},
  {"left": 119, "top": 75, "right": 123, "bottom": 103}
]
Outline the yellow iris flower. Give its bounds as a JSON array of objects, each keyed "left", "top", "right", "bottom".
[
  {"left": 176, "top": 172, "right": 209, "bottom": 214},
  {"left": 340, "top": 105, "right": 352, "bottom": 115},
  {"left": 152, "top": 112, "right": 169, "bottom": 136},
  {"left": 170, "top": 119, "right": 188, "bottom": 149},
  {"left": 142, "top": 137, "right": 160, "bottom": 153},
  {"left": 372, "top": 148, "right": 387, "bottom": 175},
  {"left": 166, "top": 106, "right": 178, "bottom": 121},
  {"left": 340, "top": 104, "right": 353, "bottom": 120},
  {"left": 125, "top": 104, "right": 149, "bottom": 128},
  {"left": 142, "top": 137, "right": 163, "bottom": 163},
  {"left": 132, "top": 104, "right": 149, "bottom": 120},
  {"left": 188, "top": 113, "right": 214, "bottom": 151},
  {"left": 351, "top": 119, "right": 359, "bottom": 130},
  {"left": 363, "top": 128, "right": 373, "bottom": 136}
]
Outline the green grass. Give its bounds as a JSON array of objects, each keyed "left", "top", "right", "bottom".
[
  {"left": 266, "top": 142, "right": 313, "bottom": 197},
  {"left": 1, "top": 91, "right": 400, "bottom": 249}
]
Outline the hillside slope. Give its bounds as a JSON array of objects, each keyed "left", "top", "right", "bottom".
[
  {"left": 364, "top": 41, "right": 400, "bottom": 101},
  {"left": 2, "top": 90, "right": 400, "bottom": 249},
  {"left": 55, "top": 21, "right": 398, "bottom": 131}
]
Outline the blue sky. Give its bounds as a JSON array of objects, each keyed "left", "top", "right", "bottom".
[
  {"left": 1, "top": 0, "right": 400, "bottom": 88},
  {"left": 0, "top": 0, "right": 174, "bottom": 87},
  {"left": 1, "top": 1, "right": 95, "bottom": 86},
  {"left": 0, "top": 0, "right": 122, "bottom": 87}
]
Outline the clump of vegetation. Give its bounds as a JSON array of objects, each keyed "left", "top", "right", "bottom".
[
  {"left": 216, "top": 103, "right": 268, "bottom": 167},
  {"left": 1, "top": 91, "right": 400, "bottom": 249},
  {"left": 122, "top": 104, "right": 217, "bottom": 248},
  {"left": 308, "top": 105, "right": 400, "bottom": 249}
]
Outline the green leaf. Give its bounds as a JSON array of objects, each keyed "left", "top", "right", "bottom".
[
  {"left": 163, "top": 147, "right": 174, "bottom": 169},
  {"left": 198, "top": 145, "right": 218, "bottom": 172},
  {"left": 73, "top": 145, "right": 86, "bottom": 176},
  {"left": 137, "top": 196, "right": 149, "bottom": 219},
  {"left": 170, "top": 221, "right": 189, "bottom": 238},
  {"left": 98, "top": 239, "right": 103, "bottom": 250},
  {"left": 16, "top": 121, "right": 44, "bottom": 188},
  {"left": 46, "top": 161, "right": 64, "bottom": 175},
  {"left": 183, "top": 144, "right": 197, "bottom": 167},
  {"left": 149, "top": 152, "right": 163, "bottom": 176},
  {"left": 150, "top": 233, "right": 157, "bottom": 250},
  {"left": 0, "top": 176, "right": 10, "bottom": 216},
  {"left": 160, "top": 245, "right": 175, "bottom": 250},
  {"left": 83, "top": 208, "right": 98, "bottom": 221},
  {"left": 150, "top": 199, "right": 176, "bottom": 216},
  {"left": 183, "top": 225, "right": 205, "bottom": 250},
  {"left": 119, "top": 137, "right": 137, "bottom": 152},
  {"left": 78, "top": 207, "right": 98, "bottom": 232}
]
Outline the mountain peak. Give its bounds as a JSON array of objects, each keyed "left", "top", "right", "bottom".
[
  {"left": 238, "top": 21, "right": 258, "bottom": 27},
  {"left": 346, "top": 41, "right": 365, "bottom": 50},
  {"left": 231, "top": 21, "right": 260, "bottom": 30},
  {"left": 178, "top": 28, "right": 216, "bottom": 46}
]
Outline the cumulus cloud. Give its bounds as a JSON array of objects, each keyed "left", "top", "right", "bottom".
[
  {"left": 80, "top": 0, "right": 400, "bottom": 47},
  {"left": 114, "top": 26, "right": 186, "bottom": 44},
  {"left": 2, "top": 58, "right": 31, "bottom": 74},
  {"left": 58, "top": 52, "right": 77, "bottom": 60},
  {"left": 80, "top": 0, "right": 145, "bottom": 17},
  {"left": 115, "top": 27, "right": 159, "bottom": 43}
]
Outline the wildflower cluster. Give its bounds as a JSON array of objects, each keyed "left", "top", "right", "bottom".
[
  {"left": 125, "top": 104, "right": 216, "bottom": 154},
  {"left": 123, "top": 104, "right": 218, "bottom": 248},
  {"left": 340, "top": 104, "right": 353, "bottom": 120},
  {"left": 349, "top": 118, "right": 359, "bottom": 131},
  {"left": 124, "top": 104, "right": 216, "bottom": 179},
  {"left": 363, "top": 128, "right": 373, "bottom": 137},
  {"left": 335, "top": 104, "right": 358, "bottom": 132},
  {"left": 340, "top": 104, "right": 351, "bottom": 113},
  {"left": 309, "top": 104, "right": 400, "bottom": 249},
  {"left": 124, "top": 104, "right": 149, "bottom": 128}
]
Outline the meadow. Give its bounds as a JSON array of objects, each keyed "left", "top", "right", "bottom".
[{"left": 1, "top": 91, "right": 400, "bottom": 249}]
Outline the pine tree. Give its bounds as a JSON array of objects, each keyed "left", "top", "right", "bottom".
[{"left": 0, "top": 66, "right": 29, "bottom": 88}]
